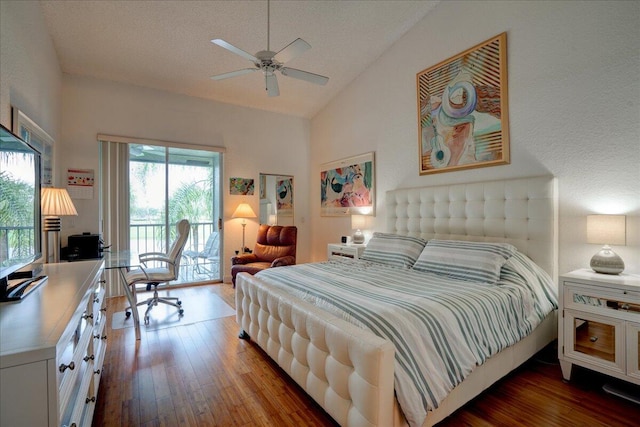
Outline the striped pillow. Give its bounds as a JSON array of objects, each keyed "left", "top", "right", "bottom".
[
  {"left": 413, "top": 239, "right": 517, "bottom": 284},
  {"left": 360, "top": 232, "right": 427, "bottom": 268}
]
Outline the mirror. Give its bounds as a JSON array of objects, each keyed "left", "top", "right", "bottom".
[{"left": 259, "top": 173, "right": 294, "bottom": 226}]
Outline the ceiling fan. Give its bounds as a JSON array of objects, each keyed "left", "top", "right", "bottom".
[{"left": 210, "top": 0, "right": 329, "bottom": 97}]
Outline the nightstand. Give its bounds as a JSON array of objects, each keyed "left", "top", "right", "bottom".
[
  {"left": 327, "top": 243, "right": 366, "bottom": 260},
  {"left": 558, "top": 269, "right": 640, "bottom": 385}
]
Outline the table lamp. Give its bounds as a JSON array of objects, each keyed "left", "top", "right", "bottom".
[
  {"left": 232, "top": 202, "right": 256, "bottom": 253},
  {"left": 587, "top": 214, "right": 626, "bottom": 274},
  {"left": 41, "top": 187, "right": 78, "bottom": 263},
  {"left": 351, "top": 214, "right": 366, "bottom": 244}
]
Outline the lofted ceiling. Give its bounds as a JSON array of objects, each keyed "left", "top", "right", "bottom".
[{"left": 40, "top": 0, "right": 439, "bottom": 118}]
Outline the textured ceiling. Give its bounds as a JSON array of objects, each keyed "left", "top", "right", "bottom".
[{"left": 40, "top": 0, "right": 439, "bottom": 118}]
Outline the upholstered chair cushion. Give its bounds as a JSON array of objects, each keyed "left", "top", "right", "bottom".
[{"left": 231, "top": 224, "right": 297, "bottom": 286}]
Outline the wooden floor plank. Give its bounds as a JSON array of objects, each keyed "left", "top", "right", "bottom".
[{"left": 94, "top": 283, "right": 640, "bottom": 426}]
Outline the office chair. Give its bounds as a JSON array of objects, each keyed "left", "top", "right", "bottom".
[{"left": 124, "top": 219, "right": 190, "bottom": 324}]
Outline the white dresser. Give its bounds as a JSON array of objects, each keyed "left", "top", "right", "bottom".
[
  {"left": 558, "top": 269, "right": 640, "bottom": 385},
  {"left": 0, "top": 260, "right": 107, "bottom": 427}
]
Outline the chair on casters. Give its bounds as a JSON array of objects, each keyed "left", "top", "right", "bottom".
[{"left": 124, "top": 219, "right": 191, "bottom": 324}]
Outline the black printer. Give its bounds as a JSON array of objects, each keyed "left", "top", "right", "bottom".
[{"left": 67, "top": 233, "right": 105, "bottom": 260}]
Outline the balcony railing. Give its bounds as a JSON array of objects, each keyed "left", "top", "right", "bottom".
[
  {"left": 129, "top": 221, "right": 216, "bottom": 255},
  {"left": 0, "top": 226, "right": 36, "bottom": 263},
  {"left": 129, "top": 221, "right": 219, "bottom": 282}
]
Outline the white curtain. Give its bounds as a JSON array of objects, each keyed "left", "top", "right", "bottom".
[{"left": 99, "top": 139, "right": 130, "bottom": 297}]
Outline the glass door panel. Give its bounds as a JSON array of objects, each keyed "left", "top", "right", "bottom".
[
  {"left": 128, "top": 144, "right": 221, "bottom": 283},
  {"left": 564, "top": 309, "right": 625, "bottom": 375},
  {"left": 129, "top": 144, "right": 167, "bottom": 254}
]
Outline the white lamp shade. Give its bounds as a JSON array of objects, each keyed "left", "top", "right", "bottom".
[
  {"left": 351, "top": 214, "right": 366, "bottom": 230},
  {"left": 232, "top": 203, "right": 257, "bottom": 219},
  {"left": 587, "top": 215, "right": 626, "bottom": 246},
  {"left": 41, "top": 188, "right": 78, "bottom": 216}
]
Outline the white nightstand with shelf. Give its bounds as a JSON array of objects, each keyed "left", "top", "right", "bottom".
[
  {"left": 327, "top": 243, "right": 366, "bottom": 260},
  {"left": 558, "top": 269, "right": 640, "bottom": 386}
]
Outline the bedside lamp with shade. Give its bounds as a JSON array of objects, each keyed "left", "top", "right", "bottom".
[
  {"left": 587, "top": 214, "right": 626, "bottom": 274},
  {"left": 232, "top": 202, "right": 257, "bottom": 253},
  {"left": 41, "top": 187, "right": 78, "bottom": 263},
  {"left": 351, "top": 214, "right": 367, "bottom": 244}
]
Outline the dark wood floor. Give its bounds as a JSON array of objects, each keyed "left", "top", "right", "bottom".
[{"left": 93, "top": 283, "right": 640, "bottom": 426}]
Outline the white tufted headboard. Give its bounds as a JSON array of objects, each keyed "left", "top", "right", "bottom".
[{"left": 386, "top": 176, "right": 558, "bottom": 282}]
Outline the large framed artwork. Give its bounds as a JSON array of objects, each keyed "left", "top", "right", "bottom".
[
  {"left": 320, "top": 152, "right": 375, "bottom": 216},
  {"left": 417, "top": 32, "right": 509, "bottom": 175},
  {"left": 12, "top": 107, "right": 54, "bottom": 186}
]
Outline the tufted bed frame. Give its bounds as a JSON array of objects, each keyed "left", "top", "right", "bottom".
[{"left": 235, "top": 175, "right": 558, "bottom": 426}]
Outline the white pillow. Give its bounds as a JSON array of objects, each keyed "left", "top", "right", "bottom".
[
  {"left": 413, "top": 239, "right": 517, "bottom": 284},
  {"left": 360, "top": 232, "right": 427, "bottom": 268}
]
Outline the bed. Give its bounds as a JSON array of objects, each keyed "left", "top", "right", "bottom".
[{"left": 235, "top": 175, "right": 558, "bottom": 426}]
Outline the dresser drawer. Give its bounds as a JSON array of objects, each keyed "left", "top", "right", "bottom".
[
  {"left": 564, "top": 282, "right": 640, "bottom": 320},
  {"left": 58, "top": 314, "right": 93, "bottom": 425},
  {"left": 57, "top": 300, "right": 92, "bottom": 399}
]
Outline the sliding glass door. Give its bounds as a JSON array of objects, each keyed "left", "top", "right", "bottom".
[
  {"left": 128, "top": 144, "right": 222, "bottom": 283},
  {"left": 101, "top": 137, "right": 224, "bottom": 296}
]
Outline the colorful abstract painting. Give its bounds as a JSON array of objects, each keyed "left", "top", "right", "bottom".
[
  {"left": 276, "top": 176, "right": 293, "bottom": 217},
  {"left": 320, "top": 152, "right": 375, "bottom": 216},
  {"left": 229, "top": 177, "right": 254, "bottom": 195},
  {"left": 417, "top": 33, "right": 510, "bottom": 175}
]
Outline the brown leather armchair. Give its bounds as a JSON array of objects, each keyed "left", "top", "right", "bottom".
[{"left": 231, "top": 224, "right": 297, "bottom": 286}]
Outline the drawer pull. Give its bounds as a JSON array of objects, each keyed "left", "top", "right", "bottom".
[
  {"left": 590, "top": 336, "right": 598, "bottom": 342},
  {"left": 100, "top": 307, "right": 107, "bottom": 312},
  {"left": 84, "top": 354, "right": 95, "bottom": 362},
  {"left": 86, "top": 396, "right": 96, "bottom": 403},
  {"left": 94, "top": 368, "right": 101, "bottom": 375},
  {"left": 59, "top": 361, "right": 75, "bottom": 373},
  {"left": 99, "top": 279, "right": 106, "bottom": 284},
  {"left": 93, "top": 297, "right": 100, "bottom": 304},
  {"left": 82, "top": 313, "right": 93, "bottom": 320}
]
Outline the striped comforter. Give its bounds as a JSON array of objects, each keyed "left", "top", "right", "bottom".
[{"left": 255, "top": 252, "right": 557, "bottom": 427}]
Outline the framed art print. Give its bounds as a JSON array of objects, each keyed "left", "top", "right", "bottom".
[
  {"left": 417, "top": 32, "right": 510, "bottom": 175},
  {"left": 229, "top": 177, "right": 254, "bottom": 195},
  {"left": 276, "top": 176, "right": 293, "bottom": 217},
  {"left": 320, "top": 152, "right": 374, "bottom": 216}
]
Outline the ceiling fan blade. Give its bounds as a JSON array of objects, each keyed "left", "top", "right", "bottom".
[
  {"left": 273, "top": 38, "right": 311, "bottom": 64},
  {"left": 211, "top": 39, "right": 258, "bottom": 62},
  {"left": 266, "top": 74, "right": 279, "bottom": 97},
  {"left": 211, "top": 68, "right": 258, "bottom": 80},
  {"left": 280, "top": 67, "right": 329, "bottom": 86}
]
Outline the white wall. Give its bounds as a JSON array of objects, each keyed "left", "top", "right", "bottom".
[
  {"left": 0, "top": 1, "right": 62, "bottom": 264},
  {"left": 60, "top": 74, "right": 310, "bottom": 282},
  {"left": 311, "top": 0, "right": 640, "bottom": 275},
  {"left": 0, "top": 1, "right": 61, "bottom": 153}
]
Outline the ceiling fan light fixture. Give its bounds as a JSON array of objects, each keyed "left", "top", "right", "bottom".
[{"left": 209, "top": 0, "right": 328, "bottom": 96}]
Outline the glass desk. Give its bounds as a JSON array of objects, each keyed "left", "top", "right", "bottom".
[{"left": 104, "top": 251, "right": 142, "bottom": 340}]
